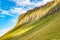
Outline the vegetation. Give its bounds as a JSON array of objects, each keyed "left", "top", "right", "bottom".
[{"left": 0, "top": 0, "right": 60, "bottom": 40}]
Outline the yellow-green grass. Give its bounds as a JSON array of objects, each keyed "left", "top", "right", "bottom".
[
  {"left": 0, "top": 0, "right": 60, "bottom": 40},
  {"left": 0, "top": 7, "right": 60, "bottom": 40}
]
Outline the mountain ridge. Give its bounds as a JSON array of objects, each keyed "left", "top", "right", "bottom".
[{"left": 0, "top": 0, "right": 60, "bottom": 40}]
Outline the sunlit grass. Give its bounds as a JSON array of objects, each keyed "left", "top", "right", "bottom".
[{"left": 0, "top": 0, "right": 60, "bottom": 40}]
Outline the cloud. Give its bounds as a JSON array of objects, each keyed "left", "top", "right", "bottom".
[
  {"left": 9, "top": 0, "right": 31, "bottom": 6},
  {"left": 0, "top": 0, "right": 53, "bottom": 15},
  {"left": 8, "top": 0, "right": 53, "bottom": 14},
  {"left": 10, "top": 0, "right": 53, "bottom": 6},
  {"left": 1, "top": 10, "right": 9, "bottom": 15},
  {"left": 10, "top": 7, "right": 27, "bottom": 14},
  {"left": 30, "top": 0, "right": 53, "bottom": 7},
  {"left": 0, "top": 8, "right": 13, "bottom": 16},
  {"left": 0, "top": 0, "right": 54, "bottom": 17}
]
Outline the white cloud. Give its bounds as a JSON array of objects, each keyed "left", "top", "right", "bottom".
[
  {"left": 10, "top": 0, "right": 53, "bottom": 6},
  {"left": 30, "top": 0, "right": 53, "bottom": 7},
  {"left": 10, "top": 8, "right": 22, "bottom": 14},
  {"left": 0, "top": 0, "right": 53, "bottom": 15},
  {"left": 1, "top": 10, "right": 9, "bottom": 15},
  {"left": 0, "top": 0, "right": 53, "bottom": 16},
  {"left": 8, "top": 0, "right": 53, "bottom": 14},
  {"left": 15, "top": 0, "right": 31, "bottom": 6},
  {"left": 10, "top": 7, "right": 27, "bottom": 14},
  {"left": 0, "top": 9, "right": 13, "bottom": 16},
  {"left": 9, "top": 0, "right": 31, "bottom": 6}
]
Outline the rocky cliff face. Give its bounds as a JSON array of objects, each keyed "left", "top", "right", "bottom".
[
  {"left": 16, "top": 0, "right": 60, "bottom": 27},
  {"left": 17, "top": 1, "right": 54, "bottom": 26},
  {"left": 0, "top": 0, "right": 60, "bottom": 40}
]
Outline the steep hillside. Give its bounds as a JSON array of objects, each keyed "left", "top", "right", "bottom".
[{"left": 0, "top": 0, "right": 60, "bottom": 40}]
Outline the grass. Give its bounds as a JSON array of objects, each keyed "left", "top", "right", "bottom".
[
  {"left": 0, "top": 8, "right": 60, "bottom": 40},
  {"left": 0, "top": 0, "right": 60, "bottom": 40}
]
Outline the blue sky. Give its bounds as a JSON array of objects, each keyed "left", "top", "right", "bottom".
[{"left": 0, "top": 0, "right": 53, "bottom": 37}]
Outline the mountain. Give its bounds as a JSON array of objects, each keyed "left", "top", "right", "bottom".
[{"left": 0, "top": 0, "right": 60, "bottom": 40}]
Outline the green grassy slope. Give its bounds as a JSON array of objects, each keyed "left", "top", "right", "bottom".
[{"left": 0, "top": 0, "right": 60, "bottom": 40}]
